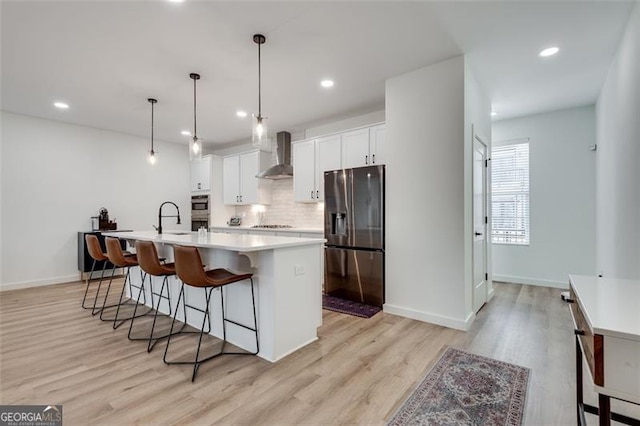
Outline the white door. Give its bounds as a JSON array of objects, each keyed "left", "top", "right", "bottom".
[
  {"left": 316, "top": 134, "right": 342, "bottom": 201},
  {"left": 292, "top": 139, "right": 317, "bottom": 202},
  {"left": 473, "top": 130, "right": 488, "bottom": 312},
  {"left": 369, "top": 124, "right": 385, "bottom": 165},
  {"left": 222, "top": 155, "right": 240, "bottom": 205},
  {"left": 341, "top": 128, "right": 369, "bottom": 168},
  {"left": 239, "top": 151, "right": 259, "bottom": 205}
]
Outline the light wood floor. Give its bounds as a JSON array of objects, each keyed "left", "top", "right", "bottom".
[{"left": 0, "top": 280, "right": 580, "bottom": 425}]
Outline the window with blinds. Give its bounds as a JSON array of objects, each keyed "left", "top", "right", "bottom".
[{"left": 491, "top": 139, "right": 530, "bottom": 245}]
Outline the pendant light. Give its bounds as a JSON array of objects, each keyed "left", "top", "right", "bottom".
[
  {"left": 148, "top": 98, "right": 158, "bottom": 165},
  {"left": 252, "top": 34, "right": 268, "bottom": 149},
  {"left": 189, "top": 73, "right": 202, "bottom": 160}
]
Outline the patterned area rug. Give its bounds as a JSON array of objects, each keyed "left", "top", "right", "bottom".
[
  {"left": 388, "top": 347, "right": 530, "bottom": 426},
  {"left": 322, "top": 295, "right": 381, "bottom": 318}
]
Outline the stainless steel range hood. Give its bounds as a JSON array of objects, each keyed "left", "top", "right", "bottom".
[{"left": 256, "top": 131, "right": 293, "bottom": 179}]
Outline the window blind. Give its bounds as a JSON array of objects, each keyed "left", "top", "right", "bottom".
[{"left": 491, "top": 140, "right": 530, "bottom": 244}]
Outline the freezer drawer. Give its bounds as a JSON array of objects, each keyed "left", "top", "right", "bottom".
[{"left": 325, "top": 247, "right": 384, "bottom": 307}]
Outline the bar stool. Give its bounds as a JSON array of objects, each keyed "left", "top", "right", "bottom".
[
  {"left": 101, "top": 237, "right": 151, "bottom": 329},
  {"left": 164, "top": 245, "right": 259, "bottom": 382},
  {"left": 129, "top": 240, "right": 183, "bottom": 352},
  {"left": 82, "top": 234, "right": 134, "bottom": 315}
]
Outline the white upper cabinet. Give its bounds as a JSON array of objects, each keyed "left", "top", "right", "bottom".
[
  {"left": 341, "top": 124, "right": 386, "bottom": 168},
  {"left": 222, "top": 155, "right": 240, "bottom": 205},
  {"left": 292, "top": 123, "right": 384, "bottom": 203},
  {"left": 190, "top": 155, "right": 212, "bottom": 192},
  {"left": 293, "top": 135, "right": 341, "bottom": 203},
  {"left": 341, "top": 128, "right": 370, "bottom": 169},
  {"left": 315, "top": 134, "right": 342, "bottom": 201},
  {"left": 369, "top": 124, "right": 386, "bottom": 166},
  {"left": 293, "top": 139, "right": 316, "bottom": 203},
  {"left": 223, "top": 150, "right": 272, "bottom": 205}
]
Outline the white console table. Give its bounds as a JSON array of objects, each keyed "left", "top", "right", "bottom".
[{"left": 568, "top": 275, "right": 640, "bottom": 426}]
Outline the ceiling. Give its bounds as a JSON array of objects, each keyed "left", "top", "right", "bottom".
[{"left": 1, "top": 1, "right": 635, "bottom": 148}]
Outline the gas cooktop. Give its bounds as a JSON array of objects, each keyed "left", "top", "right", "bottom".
[{"left": 251, "top": 224, "right": 293, "bottom": 229}]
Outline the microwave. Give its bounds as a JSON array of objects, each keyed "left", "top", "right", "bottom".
[{"left": 191, "top": 195, "right": 209, "bottom": 212}]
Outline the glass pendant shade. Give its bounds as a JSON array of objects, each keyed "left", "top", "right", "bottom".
[
  {"left": 148, "top": 98, "right": 158, "bottom": 166},
  {"left": 188, "top": 73, "right": 203, "bottom": 161},
  {"left": 190, "top": 136, "right": 202, "bottom": 161},
  {"left": 251, "top": 34, "right": 268, "bottom": 149},
  {"left": 252, "top": 115, "right": 268, "bottom": 148}
]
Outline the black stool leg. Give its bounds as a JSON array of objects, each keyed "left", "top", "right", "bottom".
[
  {"left": 143, "top": 274, "right": 179, "bottom": 352},
  {"left": 113, "top": 266, "right": 133, "bottom": 329},
  {"left": 90, "top": 262, "right": 109, "bottom": 316},
  {"left": 192, "top": 287, "right": 215, "bottom": 382},
  {"left": 99, "top": 264, "right": 118, "bottom": 322},
  {"left": 220, "top": 278, "right": 259, "bottom": 355},
  {"left": 113, "top": 268, "right": 151, "bottom": 329},
  {"left": 128, "top": 271, "right": 150, "bottom": 340},
  {"left": 163, "top": 284, "right": 186, "bottom": 365},
  {"left": 82, "top": 259, "right": 97, "bottom": 310}
]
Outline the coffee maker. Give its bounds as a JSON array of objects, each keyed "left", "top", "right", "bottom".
[{"left": 98, "top": 207, "right": 117, "bottom": 230}]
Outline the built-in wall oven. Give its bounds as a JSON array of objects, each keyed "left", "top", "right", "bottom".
[{"left": 191, "top": 194, "right": 209, "bottom": 231}]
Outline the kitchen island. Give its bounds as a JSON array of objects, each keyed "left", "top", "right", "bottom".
[{"left": 103, "top": 230, "right": 325, "bottom": 362}]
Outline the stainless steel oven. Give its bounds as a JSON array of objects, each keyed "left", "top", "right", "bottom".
[{"left": 191, "top": 195, "right": 209, "bottom": 231}]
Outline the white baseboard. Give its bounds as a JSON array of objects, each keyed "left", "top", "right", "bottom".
[
  {"left": 383, "top": 303, "right": 474, "bottom": 331},
  {"left": 493, "top": 274, "right": 569, "bottom": 289},
  {"left": 0, "top": 274, "right": 81, "bottom": 291},
  {"left": 487, "top": 286, "right": 496, "bottom": 301}
]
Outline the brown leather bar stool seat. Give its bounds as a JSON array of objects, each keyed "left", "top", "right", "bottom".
[
  {"left": 83, "top": 234, "right": 134, "bottom": 315},
  {"left": 164, "top": 245, "right": 259, "bottom": 382},
  {"left": 129, "top": 240, "right": 184, "bottom": 352},
  {"left": 101, "top": 237, "right": 152, "bottom": 329}
]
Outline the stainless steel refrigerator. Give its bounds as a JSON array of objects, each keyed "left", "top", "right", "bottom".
[{"left": 324, "top": 165, "right": 384, "bottom": 307}]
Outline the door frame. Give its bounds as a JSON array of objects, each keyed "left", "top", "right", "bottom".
[{"left": 472, "top": 125, "right": 489, "bottom": 312}]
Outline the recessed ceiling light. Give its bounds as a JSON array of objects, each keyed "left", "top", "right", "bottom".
[
  {"left": 320, "top": 80, "right": 334, "bottom": 88},
  {"left": 168, "top": 0, "right": 184, "bottom": 3},
  {"left": 236, "top": 110, "right": 248, "bottom": 118},
  {"left": 54, "top": 102, "right": 69, "bottom": 109},
  {"left": 181, "top": 130, "right": 191, "bottom": 136},
  {"left": 539, "top": 47, "right": 559, "bottom": 57},
  {"left": 491, "top": 111, "right": 497, "bottom": 117}
]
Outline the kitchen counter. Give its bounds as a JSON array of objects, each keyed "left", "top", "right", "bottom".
[
  {"left": 103, "top": 230, "right": 324, "bottom": 362},
  {"left": 209, "top": 225, "right": 323, "bottom": 235},
  {"left": 106, "top": 230, "right": 324, "bottom": 252}
]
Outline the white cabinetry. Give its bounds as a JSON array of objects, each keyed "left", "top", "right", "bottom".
[
  {"left": 341, "top": 124, "right": 386, "bottom": 168},
  {"left": 292, "top": 135, "right": 341, "bottom": 203},
  {"left": 190, "top": 155, "right": 212, "bottom": 192},
  {"left": 222, "top": 151, "right": 272, "bottom": 205}
]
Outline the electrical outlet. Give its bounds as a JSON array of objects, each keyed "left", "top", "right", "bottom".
[{"left": 294, "top": 265, "right": 305, "bottom": 275}]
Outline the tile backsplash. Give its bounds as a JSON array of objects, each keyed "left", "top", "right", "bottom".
[{"left": 234, "top": 179, "right": 324, "bottom": 229}]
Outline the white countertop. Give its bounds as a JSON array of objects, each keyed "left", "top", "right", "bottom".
[
  {"left": 569, "top": 274, "right": 640, "bottom": 342},
  {"left": 210, "top": 225, "right": 324, "bottom": 234},
  {"left": 103, "top": 230, "right": 325, "bottom": 252}
]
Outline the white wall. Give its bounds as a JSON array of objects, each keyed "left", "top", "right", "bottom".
[
  {"left": 0, "top": 112, "right": 191, "bottom": 289},
  {"left": 492, "top": 106, "right": 597, "bottom": 287},
  {"left": 384, "top": 56, "right": 469, "bottom": 330},
  {"left": 464, "top": 60, "right": 492, "bottom": 313},
  {"left": 596, "top": 3, "right": 640, "bottom": 280}
]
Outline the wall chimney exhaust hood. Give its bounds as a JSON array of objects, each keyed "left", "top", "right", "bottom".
[{"left": 256, "top": 131, "right": 293, "bottom": 179}]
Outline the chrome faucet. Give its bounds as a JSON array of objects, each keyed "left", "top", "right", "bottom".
[{"left": 155, "top": 201, "right": 181, "bottom": 234}]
